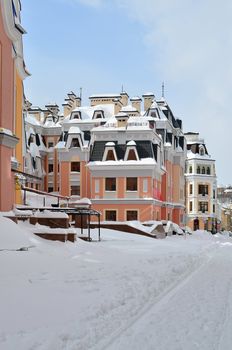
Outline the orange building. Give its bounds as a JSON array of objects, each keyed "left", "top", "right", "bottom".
[{"left": 0, "top": 0, "right": 28, "bottom": 210}]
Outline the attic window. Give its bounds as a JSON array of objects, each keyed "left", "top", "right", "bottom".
[
  {"left": 199, "top": 146, "right": 205, "bottom": 156},
  {"left": 106, "top": 150, "right": 116, "bottom": 161},
  {"left": 70, "top": 138, "right": 80, "bottom": 148},
  {"left": 96, "top": 113, "right": 102, "bottom": 119},
  {"left": 103, "top": 143, "right": 117, "bottom": 161},
  {"left": 127, "top": 149, "right": 137, "bottom": 160},
  {"left": 73, "top": 114, "right": 80, "bottom": 119}
]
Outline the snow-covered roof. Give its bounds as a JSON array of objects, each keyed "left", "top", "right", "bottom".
[
  {"left": 121, "top": 105, "right": 137, "bottom": 112},
  {"left": 187, "top": 150, "right": 211, "bottom": 160},
  {"left": 29, "top": 142, "right": 41, "bottom": 158},
  {"left": 127, "top": 140, "right": 136, "bottom": 146},
  {"left": 89, "top": 93, "right": 121, "bottom": 99},
  {"left": 25, "top": 114, "right": 41, "bottom": 126},
  {"left": 68, "top": 126, "right": 82, "bottom": 134}
]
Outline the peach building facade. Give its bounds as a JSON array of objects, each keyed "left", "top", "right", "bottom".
[
  {"left": 49, "top": 92, "right": 186, "bottom": 225},
  {"left": 24, "top": 91, "right": 186, "bottom": 225}
]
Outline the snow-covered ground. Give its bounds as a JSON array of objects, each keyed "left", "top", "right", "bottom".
[{"left": 0, "top": 216, "right": 232, "bottom": 350}]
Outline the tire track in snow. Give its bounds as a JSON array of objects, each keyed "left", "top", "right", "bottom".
[
  {"left": 93, "top": 244, "right": 218, "bottom": 350},
  {"left": 102, "top": 245, "right": 232, "bottom": 350}
]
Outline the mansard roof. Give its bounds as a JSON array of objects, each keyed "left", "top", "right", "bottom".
[{"left": 90, "top": 140, "right": 156, "bottom": 162}]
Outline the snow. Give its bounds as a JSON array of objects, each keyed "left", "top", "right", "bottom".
[
  {"left": 89, "top": 158, "right": 156, "bottom": 166},
  {"left": 127, "top": 140, "right": 136, "bottom": 146},
  {"left": 0, "top": 127, "right": 13, "bottom": 136},
  {"left": 187, "top": 150, "right": 211, "bottom": 160},
  {"left": 33, "top": 210, "right": 69, "bottom": 218},
  {"left": 68, "top": 126, "right": 82, "bottom": 134},
  {"left": 1, "top": 216, "right": 232, "bottom": 350}
]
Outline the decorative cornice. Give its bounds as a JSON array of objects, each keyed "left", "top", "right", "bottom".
[{"left": 0, "top": 131, "right": 19, "bottom": 148}]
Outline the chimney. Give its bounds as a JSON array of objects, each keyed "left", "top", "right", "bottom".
[
  {"left": 115, "top": 112, "right": 129, "bottom": 128},
  {"left": 120, "top": 91, "right": 129, "bottom": 106},
  {"left": 130, "top": 96, "right": 142, "bottom": 113},
  {"left": 113, "top": 98, "right": 123, "bottom": 115},
  {"left": 142, "top": 93, "right": 155, "bottom": 111},
  {"left": 62, "top": 102, "right": 72, "bottom": 117},
  {"left": 45, "top": 103, "right": 60, "bottom": 116}
]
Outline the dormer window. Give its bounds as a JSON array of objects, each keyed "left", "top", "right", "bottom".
[
  {"left": 93, "top": 110, "right": 104, "bottom": 119},
  {"left": 199, "top": 145, "right": 205, "bottom": 156},
  {"left": 71, "top": 138, "right": 80, "bottom": 148},
  {"left": 103, "top": 142, "right": 117, "bottom": 161},
  {"left": 71, "top": 112, "right": 81, "bottom": 120},
  {"left": 124, "top": 141, "right": 139, "bottom": 161}
]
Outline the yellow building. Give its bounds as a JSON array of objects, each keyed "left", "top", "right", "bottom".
[{"left": 185, "top": 132, "right": 218, "bottom": 232}]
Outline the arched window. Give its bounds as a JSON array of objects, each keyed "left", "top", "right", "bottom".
[
  {"left": 197, "top": 166, "right": 200, "bottom": 174},
  {"left": 202, "top": 167, "right": 205, "bottom": 174},
  {"left": 207, "top": 167, "right": 211, "bottom": 175},
  {"left": 189, "top": 166, "right": 193, "bottom": 174}
]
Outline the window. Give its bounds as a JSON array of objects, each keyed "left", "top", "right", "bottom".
[
  {"left": 198, "top": 185, "right": 208, "bottom": 195},
  {"left": 71, "top": 186, "right": 80, "bottom": 196},
  {"left": 105, "top": 178, "right": 116, "bottom": 191},
  {"left": 199, "top": 146, "right": 205, "bottom": 156},
  {"left": 95, "top": 179, "right": 100, "bottom": 193},
  {"left": 48, "top": 187, "right": 53, "bottom": 193},
  {"left": 73, "top": 115, "right": 79, "bottom": 119},
  {"left": 156, "top": 211, "right": 159, "bottom": 220},
  {"left": 207, "top": 167, "right": 211, "bottom": 175},
  {"left": 127, "top": 149, "right": 137, "bottom": 160},
  {"left": 213, "top": 204, "right": 215, "bottom": 213},
  {"left": 202, "top": 167, "right": 205, "bottom": 174},
  {"left": 189, "top": 166, "right": 193, "bottom": 173},
  {"left": 213, "top": 189, "right": 216, "bottom": 199},
  {"left": 126, "top": 177, "right": 137, "bottom": 191},
  {"left": 48, "top": 142, "right": 54, "bottom": 148},
  {"left": 105, "top": 210, "right": 117, "bottom": 221},
  {"left": 70, "top": 138, "right": 80, "bottom": 148},
  {"left": 96, "top": 113, "right": 102, "bottom": 119},
  {"left": 189, "top": 201, "right": 193, "bottom": 212},
  {"left": 198, "top": 201, "right": 208, "bottom": 213},
  {"left": 71, "top": 162, "right": 80, "bottom": 172},
  {"left": 143, "top": 179, "right": 148, "bottom": 192},
  {"left": 106, "top": 149, "right": 116, "bottom": 161},
  {"left": 189, "top": 184, "right": 193, "bottom": 195},
  {"left": 48, "top": 163, "right": 53, "bottom": 173},
  {"left": 126, "top": 210, "right": 138, "bottom": 221},
  {"left": 197, "top": 166, "right": 200, "bottom": 174}
]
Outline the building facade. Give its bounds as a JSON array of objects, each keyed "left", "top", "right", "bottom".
[
  {"left": 0, "top": 0, "right": 29, "bottom": 210},
  {"left": 185, "top": 132, "right": 218, "bottom": 232},
  {"left": 24, "top": 91, "right": 186, "bottom": 225}
]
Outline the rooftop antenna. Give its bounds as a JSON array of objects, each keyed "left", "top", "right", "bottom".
[
  {"left": 80, "top": 87, "right": 82, "bottom": 100},
  {"left": 121, "top": 84, "right": 124, "bottom": 93},
  {"left": 162, "top": 81, "right": 165, "bottom": 98}
]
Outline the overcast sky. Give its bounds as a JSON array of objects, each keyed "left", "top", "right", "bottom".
[{"left": 21, "top": 0, "right": 232, "bottom": 185}]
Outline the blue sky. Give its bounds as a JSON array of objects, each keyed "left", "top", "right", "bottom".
[{"left": 21, "top": 0, "right": 232, "bottom": 185}]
